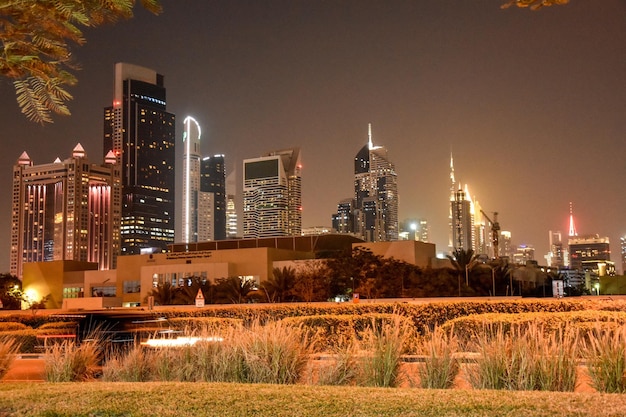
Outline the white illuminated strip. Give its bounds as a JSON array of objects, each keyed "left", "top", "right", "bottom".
[
  {"left": 142, "top": 336, "right": 223, "bottom": 347},
  {"left": 182, "top": 116, "right": 201, "bottom": 243}
]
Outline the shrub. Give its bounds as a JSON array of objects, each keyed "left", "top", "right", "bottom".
[
  {"left": 0, "top": 329, "right": 38, "bottom": 353},
  {"left": 415, "top": 326, "right": 459, "bottom": 389},
  {"left": 44, "top": 340, "right": 101, "bottom": 382},
  {"left": 36, "top": 321, "right": 79, "bottom": 335},
  {"left": 583, "top": 326, "right": 626, "bottom": 393},
  {"left": 465, "top": 323, "right": 578, "bottom": 391},
  {"left": 0, "top": 322, "right": 29, "bottom": 332},
  {"left": 359, "top": 315, "right": 409, "bottom": 388},
  {"left": 314, "top": 337, "right": 360, "bottom": 386},
  {"left": 0, "top": 339, "right": 19, "bottom": 379},
  {"left": 103, "top": 345, "right": 155, "bottom": 382}
]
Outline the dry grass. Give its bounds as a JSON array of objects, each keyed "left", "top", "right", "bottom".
[
  {"left": 0, "top": 339, "right": 19, "bottom": 379},
  {"left": 1, "top": 382, "right": 626, "bottom": 417},
  {"left": 583, "top": 325, "right": 626, "bottom": 393},
  {"left": 44, "top": 340, "right": 100, "bottom": 382},
  {"left": 415, "top": 326, "right": 459, "bottom": 389}
]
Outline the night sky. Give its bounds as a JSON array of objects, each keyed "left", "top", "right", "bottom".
[{"left": 1, "top": 0, "right": 624, "bottom": 273}]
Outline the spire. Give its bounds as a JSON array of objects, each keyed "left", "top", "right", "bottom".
[
  {"left": 72, "top": 143, "right": 86, "bottom": 158},
  {"left": 568, "top": 202, "right": 577, "bottom": 237},
  {"left": 17, "top": 151, "right": 32, "bottom": 166},
  {"left": 367, "top": 123, "right": 373, "bottom": 150}
]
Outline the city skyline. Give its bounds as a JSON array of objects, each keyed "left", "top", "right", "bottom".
[{"left": 0, "top": 1, "right": 624, "bottom": 272}]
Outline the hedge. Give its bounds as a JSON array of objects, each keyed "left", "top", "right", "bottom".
[{"left": 441, "top": 310, "right": 626, "bottom": 343}]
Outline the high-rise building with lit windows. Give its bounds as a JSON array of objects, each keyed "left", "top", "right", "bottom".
[
  {"left": 344, "top": 124, "right": 398, "bottom": 242},
  {"left": 199, "top": 155, "right": 226, "bottom": 241},
  {"left": 10, "top": 145, "right": 120, "bottom": 277},
  {"left": 226, "top": 171, "right": 238, "bottom": 239},
  {"left": 103, "top": 63, "right": 175, "bottom": 255},
  {"left": 243, "top": 148, "right": 302, "bottom": 238},
  {"left": 181, "top": 116, "right": 202, "bottom": 243},
  {"left": 451, "top": 186, "right": 474, "bottom": 251}
]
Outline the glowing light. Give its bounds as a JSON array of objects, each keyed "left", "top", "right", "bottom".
[{"left": 141, "top": 336, "right": 223, "bottom": 348}]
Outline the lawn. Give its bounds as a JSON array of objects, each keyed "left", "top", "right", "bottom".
[{"left": 0, "top": 382, "right": 625, "bottom": 417}]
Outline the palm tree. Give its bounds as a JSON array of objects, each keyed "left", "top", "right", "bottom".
[
  {"left": 447, "top": 248, "right": 479, "bottom": 296},
  {"left": 145, "top": 282, "right": 177, "bottom": 305},
  {"left": 262, "top": 267, "right": 296, "bottom": 302}
]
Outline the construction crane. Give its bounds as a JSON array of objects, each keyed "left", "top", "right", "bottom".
[{"left": 480, "top": 210, "right": 500, "bottom": 259}]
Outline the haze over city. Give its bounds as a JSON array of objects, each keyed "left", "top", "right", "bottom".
[{"left": 0, "top": 0, "right": 624, "bottom": 272}]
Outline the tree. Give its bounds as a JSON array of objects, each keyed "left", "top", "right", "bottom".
[
  {"left": 292, "top": 262, "right": 330, "bottom": 303},
  {"left": 262, "top": 267, "right": 296, "bottom": 303},
  {"left": 0, "top": 273, "right": 22, "bottom": 310},
  {"left": 0, "top": 0, "right": 162, "bottom": 123},
  {"left": 501, "top": 0, "right": 569, "bottom": 11},
  {"left": 447, "top": 248, "right": 479, "bottom": 296},
  {"left": 145, "top": 282, "right": 176, "bottom": 306},
  {"left": 213, "top": 276, "right": 256, "bottom": 304}
]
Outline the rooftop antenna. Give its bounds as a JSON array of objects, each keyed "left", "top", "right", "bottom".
[{"left": 568, "top": 202, "right": 578, "bottom": 237}]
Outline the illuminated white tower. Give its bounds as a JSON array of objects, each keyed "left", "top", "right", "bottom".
[{"left": 182, "top": 116, "right": 202, "bottom": 243}]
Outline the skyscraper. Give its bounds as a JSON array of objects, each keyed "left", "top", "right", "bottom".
[
  {"left": 103, "top": 63, "right": 175, "bottom": 255},
  {"left": 10, "top": 145, "right": 119, "bottom": 277},
  {"left": 451, "top": 186, "right": 474, "bottom": 251},
  {"left": 200, "top": 155, "right": 226, "bottom": 241},
  {"left": 243, "top": 148, "right": 302, "bottom": 238},
  {"left": 351, "top": 124, "right": 398, "bottom": 242},
  {"left": 181, "top": 116, "right": 201, "bottom": 243},
  {"left": 225, "top": 171, "right": 238, "bottom": 239}
]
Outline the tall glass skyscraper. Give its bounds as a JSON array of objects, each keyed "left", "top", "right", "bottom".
[
  {"left": 103, "top": 63, "right": 175, "bottom": 255},
  {"left": 351, "top": 124, "right": 398, "bottom": 242},
  {"left": 200, "top": 154, "right": 226, "bottom": 241}
]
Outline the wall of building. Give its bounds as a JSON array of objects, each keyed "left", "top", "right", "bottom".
[{"left": 353, "top": 240, "right": 436, "bottom": 268}]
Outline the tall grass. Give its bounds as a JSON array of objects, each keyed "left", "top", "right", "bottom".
[
  {"left": 0, "top": 338, "right": 19, "bottom": 379},
  {"left": 466, "top": 322, "right": 578, "bottom": 391},
  {"left": 315, "top": 336, "right": 360, "bottom": 386},
  {"left": 44, "top": 340, "right": 100, "bottom": 382},
  {"left": 416, "top": 326, "right": 459, "bottom": 389},
  {"left": 583, "top": 326, "right": 626, "bottom": 393},
  {"left": 359, "top": 315, "right": 409, "bottom": 387},
  {"left": 102, "top": 320, "right": 311, "bottom": 384}
]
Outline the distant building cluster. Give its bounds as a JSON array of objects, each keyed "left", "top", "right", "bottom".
[{"left": 9, "top": 62, "right": 622, "bottom": 303}]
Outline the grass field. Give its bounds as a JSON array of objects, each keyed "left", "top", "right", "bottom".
[{"left": 0, "top": 382, "right": 625, "bottom": 417}]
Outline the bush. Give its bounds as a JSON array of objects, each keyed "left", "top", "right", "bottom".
[
  {"left": 0, "top": 329, "right": 38, "bottom": 353},
  {"left": 415, "top": 326, "right": 459, "bottom": 389},
  {"left": 44, "top": 340, "right": 101, "bottom": 382},
  {"left": 359, "top": 315, "right": 409, "bottom": 388},
  {"left": 465, "top": 323, "right": 578, "bottom": 391},
  {"left": 441, "top": 310, "right": 626, "bottom": 345},
  {"left": 0, "top": 322, "right": 29, "bottom": 332},
  {"left": 583, "top": 326, "right": 626, "bottom": 393},
  {"left": 0, "top": 339, "right": 19, "bottom": 379}
]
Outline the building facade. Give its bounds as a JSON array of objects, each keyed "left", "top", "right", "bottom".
[
  {"left": 451, "top": 187, "right": 474, "bottom": 251},
  {"left": 200, "top": 155, "right": 226, "bottom": 241},
  {"left": 334, "top": 125, "right": 398, "bottom": 242},
  {"left": 243, "top": 148, "right": 302, "bottom": 238},
  {"left": 10, "top": 145, "right": 120, "bottom": 277},
  {"left": 181, "top": 116, "right": 202, "bottom": 243},
  {"left": 103, "top": 62, "right": 176, "bottom": 255},
  {"left": 568, "top": 235, "right": 611, "bottom": 271}
]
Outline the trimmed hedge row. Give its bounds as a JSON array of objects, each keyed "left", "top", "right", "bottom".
[
  {"left": 161, "top": 299, "right": 593, "bottom": 332},
  {"left": 441, "top": 310, "right": 626, "bottom": 342},
  {"left": 281, "top": 313, "right": 416, "bottom": 353}
]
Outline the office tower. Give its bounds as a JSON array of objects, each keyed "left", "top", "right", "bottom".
[
  {"left": 243, "top": 148, "right": 302, "bottom": 238},
  {"left": 545, "top": 230, "right": 565, "bottom": 268},
  {"left": 352, "top": 124, "right": 399, "bottom": 242},
  {"left": 182, "top": 116, "right": 202, "bottom": 243},
  {"left": 103, "top": 63, "right": 175, "bottom": 255},
  {"left": 332, "top": 199, "right": 355, "bottom": 234},
  {"left": 568, "top": 235, "right": 611, "bottom": 271},
  {"left": 513, "top": 245, "right": 535, "bottom": 265},
  {"left": 10, "top": 145, "right": 120, "bottom": 277},
  {"left": 200, "top": 155, "right": 226, "bottom": 241},
  {"left": 225, "top": 171, "right": 238, "bottom": 239},
  {"left": 500, "top": 231, "right": 513, "bottom": 259},
  {"left": 448, "top": 154, "right": 456, "bottom": 251},
  {"left": 621, "top": 236, "right": 626, "bottom": 275},
  {"left": 399, "top": 218, "right": 429, "bottom": 242},
  {"left": 451, "top": 186, "right": 474, "bottom": 251}
]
